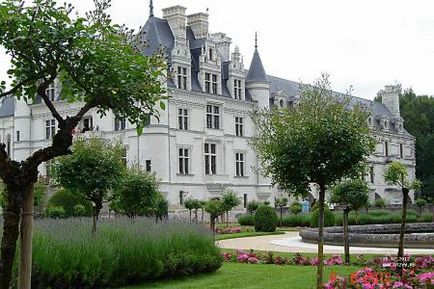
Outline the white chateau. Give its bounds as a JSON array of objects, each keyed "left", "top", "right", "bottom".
[{"left": 0, "top": 4, "right": 416, "bottom": 207}]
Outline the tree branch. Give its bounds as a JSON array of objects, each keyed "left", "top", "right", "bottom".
[
  {"left": 37, "top": 78, "right": 64, "bottom": 123},
  {"left": 0, "top": 77, "right": 33, "bottom": 98}
]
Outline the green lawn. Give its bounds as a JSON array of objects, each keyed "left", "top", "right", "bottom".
[
  {"left": 215, "top": 230, "right": 285, "bottom": 240},
  {"left": 122, "top": 262, "right": 361, "bottom": 289}
]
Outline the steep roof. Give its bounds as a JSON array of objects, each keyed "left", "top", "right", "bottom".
[
  {"left": 0, "top": 97, "right": 14, "bottom": 118},
  {"left": 246, "top": 49, "right": 268, "bottom": 83}
]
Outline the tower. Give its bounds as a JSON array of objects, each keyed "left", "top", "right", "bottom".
[{"left": 246, "top": 33, "right": 270, "bottom": 108}]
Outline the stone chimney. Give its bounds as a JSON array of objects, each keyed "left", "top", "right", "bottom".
[
  {"left": 212, "top": 32, "right": 232, "bottom": 61},
  {"left": 380, "top": 85, "right": 401, "bottom": 119},
  {"left": 163, "top": 5, "right": 187, "bottom": 40},
  {"left": 187, "top": 12, "right": 209, "bottom": 39}
]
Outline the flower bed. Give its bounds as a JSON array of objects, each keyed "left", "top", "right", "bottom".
[{"left": 215, "top": 226, "right": 244, "bottom": 234}]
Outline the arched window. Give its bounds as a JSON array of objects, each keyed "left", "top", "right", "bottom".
[{"left": 279, "top": 99, "right": 284, "bottom": 108}]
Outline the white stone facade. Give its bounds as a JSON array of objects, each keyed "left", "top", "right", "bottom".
[{"left": 0, "top": 5, "right": 415, "bottom": 207}]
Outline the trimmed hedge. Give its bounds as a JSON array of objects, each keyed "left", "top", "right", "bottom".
[
  {"left": 47, "top": 188, "right": 93, "bottom": 218},
  {"left": 282, "top": 214, "right": 311, "bottom": 227},
  {"left": 310, "top": 207, "right": 335, "bottom": 228},
  {"left": 254, "top": 205, "right": 278, "bottom": 232},
  {"left": 238, "top": 214, "right": 254, "bottom": 226},
  {"left": 23, "top": 218, "right": 222, "bottom": 289}
]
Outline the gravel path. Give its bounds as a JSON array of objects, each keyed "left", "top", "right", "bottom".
[{"left": 216, "top": 232, "right": 434, "bottom": 255}]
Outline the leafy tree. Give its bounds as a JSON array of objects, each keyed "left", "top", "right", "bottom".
[
  {"left": 0, "top": 0, "right": 166, "bottom": 287},
  {"left": 111, "top": 166, "right": 160, "bottom": 219},
  {"left": 415, "top": 198, "right": 427, "bottom": 214},
  {"left": 47, "top": 188, "right": 92, "bottom": 217},
  {"left": 251, "top": 74, "right": 375, "bottom": 288},
  {"left": 275, "top": 197, "right": 288, "bottom": 226},
  {"left": 184, "top": 198, "right": 195, "bottom": 222},
  {"left": 289, "top": 202, "right": 302, "bottom": 216},
  {"left": 221, "top": 189, "right": 241, "bottom": 226},
  {"left": 53, "top": 138, "right": 125, "bottom": 233},
  {"left": 247, "top": 200, "right": 259, "bottom": 215},
  {"left": 330, "top": 178, "right": 369, "bottom": 264},
  {"left": 384, "top": 161, "right": 421, "bottom": 271},
  {"left": 191, "top": 199, "right": 202, "bottom": 222},
  {"left": 154, "top": 194, "right": 169, "bottom": 222},
  {"left": 73, "top": 204, "right": 87, "bottom": 217},
  {"left": 204, "top": 199, "right": 225, "bottom": 233}
]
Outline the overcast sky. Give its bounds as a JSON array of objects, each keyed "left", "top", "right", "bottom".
[{"left": 1, "top": 0, "right": 434, "bottom": 99}]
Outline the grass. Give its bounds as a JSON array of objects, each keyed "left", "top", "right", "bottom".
[
  {"left": 215, "top": 230, "right": 285, "bottom": 240},
  {"left": 121, "top": 262, "right": 362, "bottom": 289}
]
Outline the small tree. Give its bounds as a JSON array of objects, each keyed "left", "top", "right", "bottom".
[
  {"left": 200, "top": 200, "right": 206, "bottom": 223},
  {"left": 384, "top": 161, "right": 421, "bottom": 270},
  {"left": 275, "top": 197, "right": 288, "bottom": 226},
  {"left": 154, "top": 194, "right": 169, "bottom": 222},
  {"left": 111, "top": 166, "right": 161, "bottom": 219},
  {"left": 222, "top": 189, "right": 241, "bottom": 226},
  {"left": 374, "top": 198, "right": 386, "bottom": 209},
  {"left": 204, "top": 199, "right": 224, "bottom": 234},
  {"left": 289, "top": 202, "right": 302, "bottom": 216},
  {"left": 53, "top": 138, "right": 124, "bottom": 233},
  {"left": 251, "top": 74, "right": 375, "bottom": 288},
  {"left": 247, "top": 200, "right": 260, "bottom": 215},
  {"left": 415, "top": 198, "right": 427, "bottom": 214},
  {"left": 191, "top": 199, "right": 202, "bottom": 222},
  {"left": 330, "top": 178, "right": 369, "bottom": 264},
  {"left": 184, "top": 198, "right": 195, "bottom": 222}
]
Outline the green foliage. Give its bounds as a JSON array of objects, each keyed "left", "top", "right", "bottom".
[
  {"left": 184, "top": 198, "right": 196, "bottom": 211},
  {"left": 330, "top": 179, "right": 369, "bottom": 212},
  {"left": 221, "top": 189, "right": 241, "bottom": 212},
  {"left": 45, "top": 206, "right": 66, "bottom": 219},
  {"left": 0, "top": 181, "right": 4, "bottom": 209},
  {"left": 251, "top": 73, "right": 375, "bottom": 195},
  {"left": 73, "top": 204, "right": 86, "bottom": 217},
  {"left": 237, "top": 214, "right": 255, "bottom": 226},
  {"left": 289, "top": 202, "right": 302, "bottom": 215},
  {"left": 247, "top": 200, "right": 260, "bottom": 215},
  {"left": 25, "top": 218, "right": 222, "bottom": 289},
  {"left": 374, "top": 199, "right": 386, "bottom": 208},
  {"left": 53, "top": 137, "right": 125, "bottom": 216},
  {"left": 47, "top": 188, "right": 92, "bottom": 217},
  {"left": 0, "top": 180, "right": 46, "bottom": 209},
  {"left": 415, "top": 198, "right": 427, "bottom": 209},
  {"left": 384, "top": 161, "right": 421, "bottom": 191},
  {"left": 154, "top": 194, "right": 169, "bottom": 221},
  {"left": 275, "top": 198, "right": 288, "bottom": 208},
  {"left": 282, "top": 214, "right": 311, "bottom": 227},
  {"left": 111, "top": 166, "right": 160, "bottom": 218},
  {"left": 204, "top": 199, "right": 225, "bottom": 219},
  {"left": 310, "top": 207, "right": 335, "bottom": 228},
  {"left": 254, "top": 205, "right": 278, "bottom": 232}
]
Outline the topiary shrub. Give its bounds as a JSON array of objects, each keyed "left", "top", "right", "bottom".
[
  {"left": 238, "top": 214, "right": 254, "bottom": 226},
  {"left": 289, "top": 202, "right": 302, "bottom": 215},
  {"left": 374, "top": 199, "right": 386, "bottom": 209},
  {"left": 254, "top": 205, "right": 278, "bottom": 232},
  {"left": 282, "top": 214, "right": 311, "bottom": 227},
  {"left": 310, "top": 207, "right": 335, "bottom": 227},
  {"left": 47, "top": 188, "right": 92, "bottom": 218},
  {"left": 73, "top": 204, "right": 87, "bottom": 217},
  {"left": 46, "top": 206, "right": 66, "bottom": 219}
]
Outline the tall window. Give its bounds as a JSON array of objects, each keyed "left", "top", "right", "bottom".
[
  {"left": 370, "top": 166, "right": 374, "bottom": 184},
  {"left": 243, "top": 194, "right": 247, "bottom": 209},
  {"left": 178, "top": 109, "right": 188, "bottom": 130},
  {"left": 178, "top": 148, "right": 190, "bottom": 175},
  {"left": 206, "top": 105, "right": 220, "bottom": 129},
  {"left": 235, "top": 152, "right": 245, "bottom": 177},
  {"left": 115, "top": 117, "right": 126, "bottom": 131},
  {"left": 179, "top": 191, "right": 184, "bottom": 205},
  {"left": 45, "top": 119, "right": 56, "bottom": 139},
  {"left": 205, "top": 73, "right": 218, "bottom": 94},
  {"left": 235, "top": 117, "right": 244, "bottom": 137},
  {"left": 82, "top": 117, "right": 93, "bottom": 133},
  {"left": 204, "top": 143, "right": 216, "bottom": 175},
  {"left": 45, "top": 84, "right": 56, "bottom": 101},
  {"left": 385, "top": 141, "right": 389, "bottom": 156},
  {"left": 234, "top": 79, "right": 242, "bottom": 99},
  {"left": 145, "top": 160, "right": 152, "bottom": 172},
  {"left": 16, "top": 131, "right": 20, "bottom": 142},
  {"left": 209, "top": 48, "right": 213, "bottom": 61},
  {"left": 400, "top": 143, "right": 404, "bottom": 158},
  {"left": 177, "top": 66, "right": 187, "bottom": 90}
]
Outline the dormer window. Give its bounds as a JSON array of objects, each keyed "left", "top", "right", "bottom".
[
  {"left": 209, "top": 48, "right": 213, "bottom": 61},
  {"left": 233, "top": 79, "right": 242, "bottom": 100},
  {"left": 45, "top": 84, "right": 56, "bottom": 101},
  {"left": 177, "top": 66, "right": 188, "bottom": 90},
  {"left": 205, "top": 73, "right": 218, "bottom": 94}
]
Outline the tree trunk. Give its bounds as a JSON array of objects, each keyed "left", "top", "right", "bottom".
[
  {"left": 343, "top": 207, "right": 350, "bottom": 265},
  {"left": 189, "top": 210, "right": 191, "bottom": 222},
  {"left": 280, "top": 207, "right": 283, "bottom": 227},
  {"left": 316, "top": 184, "right": 326, "bottom": 289},
  {"left": 226, "top": 211, "right": 229, "bottom": 227},
  {"left": 0, "top": 193, "right": 22, "bottom": 289},
  {"left": 201, "top": 209, "right": 204, "bottom": 223},
  {"left": 398, "top": 188, "right": 409, "bottom": 275},
  {"left": 194, "top": 209, "right": 198, "bottom": 222},
  {"left": 18, "top": 183, "right": 35, "bottom": 289}
]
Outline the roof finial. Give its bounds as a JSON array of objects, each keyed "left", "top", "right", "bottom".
[
  {"left": 149, "top": 0, "right": 154, "bottom": 17},
  {"left": 255, "top": 31, "right": 258, "bottom": 49}
]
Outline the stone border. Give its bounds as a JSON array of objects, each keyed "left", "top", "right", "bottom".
[{"left": 299, "top": 223, "right": 434, "bottom": 249}]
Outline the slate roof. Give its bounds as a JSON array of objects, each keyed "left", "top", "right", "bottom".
[
  {"left": 246, "top": 49, "right": 268, "bottom": 83},
  {"left": 0, "top": 97, "right": 14, "bottom": 118}
]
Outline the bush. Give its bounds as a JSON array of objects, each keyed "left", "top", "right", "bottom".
[
  {"left": 368, "top": 209, "right": 390, "bottom": 217},
  {"left": 418, "top": 213, "right": 433, "bottom": 222},
  {"left": 47, "top": 188, "right": 92, "bottom": 218},
  {"left": 289, "top": 202, "right": 302, "bottom": 215},
  {"left": 374, "top": 199, "right": 386, "bottom": 208},
  {"left": 282, "top": 214, "right": 311, "bottom": 227},
  {"left": 254, "top": 205, "right": 278, "bottom": 232},
  {"left": 25, "top": 218, "right": 222, "bottom": 289},
  {"left": 238, "top": 214, "right": 254, "bottom": 226},
  {"left": 73, "top": 204, "right": 86, "bottom": 217},
  {"left": 310, "top": 207, "right": 335, "bottom": 227},
  {"left": 46, "top": 206, "right": 66, "bottom": 219},
  {"left": 247, "top": 201, "right": 260, "bottom": 215}
]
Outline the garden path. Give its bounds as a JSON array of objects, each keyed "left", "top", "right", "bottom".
[{"left": 216, "top": 232, "right": 434, "bottom": 255}]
